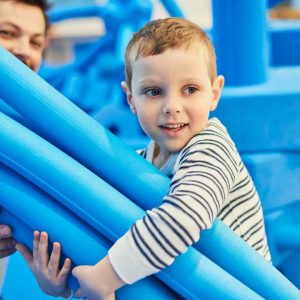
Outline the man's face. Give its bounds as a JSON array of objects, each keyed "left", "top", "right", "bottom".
[{"left": 0, "top": 1, "right": 47, "bottom": 72}]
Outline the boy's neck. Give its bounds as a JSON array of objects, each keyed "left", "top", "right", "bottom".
[{"left": 152, "top": 143, "right": 171, "bottom": 169}]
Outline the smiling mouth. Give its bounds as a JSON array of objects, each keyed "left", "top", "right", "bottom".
[{"left": 159, "top": 123, "right": 187, "bottom": 131}]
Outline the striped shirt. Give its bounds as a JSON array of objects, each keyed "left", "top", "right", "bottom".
[{"left": 108, "top": 118, "right": 271, "bottom": 284}]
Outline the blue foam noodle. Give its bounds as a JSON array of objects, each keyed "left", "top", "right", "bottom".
[
  {"left": 0, "top": 112, "right": 261, "bottom": 299},
  {"left": 0, "top": 48, "right": 299, "bottom": 299},
  {"left": 0, "top": 99, "right": 24, "bottom": 123},
  {"left": 0, "top": 164, "right": 178, "bottom": 299}
]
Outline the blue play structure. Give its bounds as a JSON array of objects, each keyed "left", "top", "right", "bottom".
[
  {"left": 0, "top": 45, "right": 299, "bottom": 300},
  {"left": 0, "top": 0, "right": 300, "bottom": 298}
]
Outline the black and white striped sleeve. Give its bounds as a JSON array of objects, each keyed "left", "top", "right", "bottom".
[{"left": 108, "top": 127, "right": 239, "bottom": 284}]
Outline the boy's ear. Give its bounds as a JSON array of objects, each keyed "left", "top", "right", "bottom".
[
  {"left": 121, "top": 81, "right": 136, "bottom": 114},
  {"left": 210, "top": 75, "right": 225, "bottom": 111}
]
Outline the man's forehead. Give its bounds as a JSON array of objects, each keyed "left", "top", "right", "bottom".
[{"left": 0, "top": 1, "right": 46, "bottom": 35}]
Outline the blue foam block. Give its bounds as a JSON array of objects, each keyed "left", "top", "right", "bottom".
[
  {"left": 212, "top": 0, "right": 268, "bottom": 85},
  {"left": 242, "top": 153, "right": 300, "bottom": 211},
  {"left": 264, "top": 201, "right": 300, "bottom": 265},
  {"left": 213, "top": 66, "right": 300, "bottom": 152},
  {"left": 270, "top": 20, "right": 300, "bottom": 66}
]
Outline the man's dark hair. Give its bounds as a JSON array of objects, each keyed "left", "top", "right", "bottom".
[{"left": 5, "top": 0, "right": 51, "bottom": 32}]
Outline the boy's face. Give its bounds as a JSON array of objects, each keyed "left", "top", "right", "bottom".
[
  {"left": 123, "top": 47, "right": 224, "bottom": 161},
  {"left": 0, "top": 1, "right": 47, "bottom": 72}
]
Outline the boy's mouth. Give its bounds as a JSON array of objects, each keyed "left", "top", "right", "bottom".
[{"left": 159, "top": 123, "right": 187, "bottom": 132}]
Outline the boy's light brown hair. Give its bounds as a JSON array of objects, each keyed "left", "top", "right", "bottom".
[{"left": 125, "top": 17, "right": 217, "bottom": 90}]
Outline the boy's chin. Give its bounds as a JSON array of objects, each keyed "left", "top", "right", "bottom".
[{"left": 163, "top": 141, "right": 189, "bottom": 154}]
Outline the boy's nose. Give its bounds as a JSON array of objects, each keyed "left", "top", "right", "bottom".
[{"left": 162, "top": 96, "right": 181, "bottom": 115}]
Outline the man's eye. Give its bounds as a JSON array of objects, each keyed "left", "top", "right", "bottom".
[
  {"left": 183, "top": 86, "right": 198, "bottom": 94},
  {"left": 145, "top": 88, "right": 161, "bottom": 97},
  {"left": 31, "top": 41, "right": 43, "bottom": 49},
  {"left": 0, "top": 30, "right": 15, "bottom": 38}
]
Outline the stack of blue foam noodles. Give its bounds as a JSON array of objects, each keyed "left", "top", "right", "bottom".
[
  {"left": 0, "top": 115, "right": 260, "bottom": 300},
  {"left": 0, "top": 164, "right": 177, "bottom": 300},
  {"left": 0, "top": 48, "right": 299, "bottom": 299},
  {"left": 212, "top": 0, "right": 300, "bottom": 287}
]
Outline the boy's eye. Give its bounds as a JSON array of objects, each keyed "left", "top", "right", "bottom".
[
  {"left": 183, "top": 86, "right": 198, "bottom": 95},
  {"left": 144, "top": 88, "right": 161, "bottom": 97}
]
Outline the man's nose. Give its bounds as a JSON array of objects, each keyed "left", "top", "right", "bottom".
[{"left": 10, "top": 37, "right": 31, "bottom": 59}]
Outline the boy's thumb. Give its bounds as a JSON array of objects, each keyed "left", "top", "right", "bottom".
[{"left": 72, "top": 266, "right": 79, "bottom": 278}]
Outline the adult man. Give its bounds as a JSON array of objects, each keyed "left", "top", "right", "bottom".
[{"left": 0, "top": 0, "right": 50, "bottom": 261}]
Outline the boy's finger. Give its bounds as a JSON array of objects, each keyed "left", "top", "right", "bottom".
[
  {"left": 37, "top": 231, "right": 49, "bottom": 267},
  {"left": 48, "top": 242, "right": 61, "bottom": 276},
  {"left": 58, "top": 257, "right": 72, "bottom": 280},
  {"left": 15, "top": 243, "right": 33, "bottom": 268},
  {"left": 32, "top": 231, "right": 40, "bottom": 262}
]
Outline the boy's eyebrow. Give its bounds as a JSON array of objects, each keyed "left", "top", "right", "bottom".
[
  {"left": 137, "top": 78, "right": 162, "bottom": 85},
  {"left": 179, "top": 76, "right": 207, "bottom": 83}
]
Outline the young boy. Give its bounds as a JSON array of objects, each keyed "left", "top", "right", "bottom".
[{"left": 18, "top": 17, "right": 271, "bottom": 299}]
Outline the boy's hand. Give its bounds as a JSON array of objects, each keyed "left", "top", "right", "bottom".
[
  {"left": 72, "top": 265, "right": 107, "bottom": 300},
  {"left": 16, "top": 231, "right": 72, "bottom": 298},
  {"left": 72, "top": 256, "right": 121, "bottom": 300}
]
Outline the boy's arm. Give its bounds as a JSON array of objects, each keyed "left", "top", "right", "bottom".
[
  {"left": 72, "top": 135, "right": 239, "bottom": 298},
  {"left": 16, "top": 231, "right": 72, "bottom": 298},
  {"left": 73, "top": 123, "right": 239, "bottom": 296}
]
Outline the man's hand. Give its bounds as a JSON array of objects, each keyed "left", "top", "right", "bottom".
[{"left": 0, "top": 224, "right": 16, "bottom": 258}]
